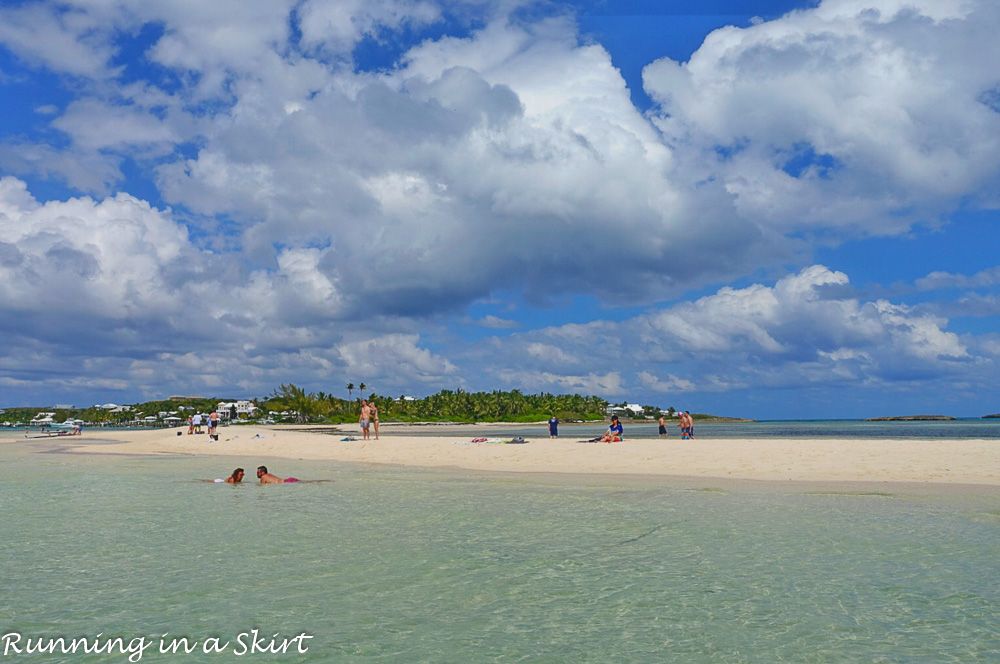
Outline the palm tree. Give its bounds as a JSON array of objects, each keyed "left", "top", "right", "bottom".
[
  {"left": 359, "top": 382, "right": 367, "bottom": 399},
  {"left": 346, "top": 383, "right": 354, "bottom": 400}
]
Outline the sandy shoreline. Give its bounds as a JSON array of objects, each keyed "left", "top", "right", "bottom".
[{"left": 9, "top": 422, "right": 998, "bottom": 488}]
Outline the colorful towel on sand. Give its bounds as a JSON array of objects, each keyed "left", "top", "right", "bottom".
[{"left": 452, "top": 437, "right": 529, "bottom": 445}]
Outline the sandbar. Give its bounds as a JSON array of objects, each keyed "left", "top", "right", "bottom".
[{"left": 16, "top": 423, "right": 1000, "bottom": 488}]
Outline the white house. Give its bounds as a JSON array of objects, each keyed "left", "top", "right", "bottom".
[{"left": 218, "top": 401, "right": 258, "bottom": 420}]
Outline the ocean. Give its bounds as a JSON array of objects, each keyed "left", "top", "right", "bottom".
[
  {"left": 1, "top": 442, "right": 998, "bottom": 663},
  {"left": 387, "top": 418, "right": 1000, "bottom": 441}
]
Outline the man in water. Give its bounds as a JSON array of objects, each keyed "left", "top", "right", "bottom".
[
  {"left": 658, "top": 413, "right": 668, "bottom": 438},
  {"left": 256, "top": 465, "right": 299, "bottom": 484}
]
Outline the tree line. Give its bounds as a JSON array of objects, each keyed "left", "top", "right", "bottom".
[
  {"left": 266, "top": 384, "right": 611, "bottom": 424},
  {"left": 2, "top": 388, "right": 677, "bottom": 426}
]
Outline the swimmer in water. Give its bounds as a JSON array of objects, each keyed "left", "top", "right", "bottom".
[
  {"left": 225, "top": 468, "right": 244, "bottom": 484},
  {"left": 256, "top": 465, "right": 299, "bottom": 484}
]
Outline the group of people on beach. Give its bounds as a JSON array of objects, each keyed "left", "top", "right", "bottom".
[
  {"left": 188, "top": 411, "right": 220, "bottom": 440},
  {"left": 656, "top": 411, "right": 695, "bottom": 439},
  {"left": 555, "top": 410, "right": 696, "bottom": 443},
  {"left": 216, "top": 466, "right": 299, "bottom": 484}
]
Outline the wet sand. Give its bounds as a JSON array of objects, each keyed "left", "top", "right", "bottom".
[{"left": 26, "top": 423, "right": 1000, "bottom": 488}]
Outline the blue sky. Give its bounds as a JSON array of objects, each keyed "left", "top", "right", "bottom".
[{"left": 1, "top": 0, "right": 999, "bottom": 419}]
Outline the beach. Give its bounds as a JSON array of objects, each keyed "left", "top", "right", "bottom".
[{"left": 37, "top": 422, "right": 1000, "bottom": 488}]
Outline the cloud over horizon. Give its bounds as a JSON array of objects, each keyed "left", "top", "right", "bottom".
[{"left": 0, "top": 0, "right": 998, "bottom": 417}]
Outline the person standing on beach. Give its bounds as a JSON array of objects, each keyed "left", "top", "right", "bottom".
[
  {"left": 371, "top": 402, "right": 380, "bottom": 440},
  {"left": 548, "top": 415, "right": 559, "bottom": 438},
  {"left": 208, "top": 410, "right": 219, "bottom": 438},
  {"left": 659, "top": 413, "right": 669, "bottom": 438},
  {"left": 685, "top": 411, "right": 695, "bottom": 439},
  {"left": 359, "top": 400, "right": 371, "bottom": 440},
  {"left": 187, "top": 414, "right": 194, "bottom": 435}
]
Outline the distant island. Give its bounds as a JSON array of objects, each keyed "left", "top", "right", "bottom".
[
  {"left": 983, "top": 414, "right": 1000, "bottom": 419},
  {"left": 690, "top": 414, "right": 756, "bottom": 422},
  {"left": 864, "top": 415, "right": 957, "bottom": 421}
]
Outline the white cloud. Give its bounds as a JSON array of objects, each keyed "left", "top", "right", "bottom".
[
  {"left": 916, "top": 266, "right": 1000, "bottom": 291},
  {"left": 474, "top": 315, "right": 519, "bottom": 329},
  {"left": 643, "top": 0, "right": 1000, "bottom": 235},
  {"left": 0, "top": 0, "right": 998, "bottom": 410}
]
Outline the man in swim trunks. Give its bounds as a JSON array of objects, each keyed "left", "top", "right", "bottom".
[
  {"left": 359, "top": 400, "right": 371, "bottom": 440},
  {"left": 256, "top": 465, "right": 299, "bottom": 483},
  {"left": 658, "top": 413, "right": 668, "bottom": 438}
]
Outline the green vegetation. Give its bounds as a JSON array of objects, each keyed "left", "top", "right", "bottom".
[
  {"left": 266, "top": 385, "right": 610, "bottom": 424},
  {"left": 3, "top": 388, "right": 731, "bottom": 426}
]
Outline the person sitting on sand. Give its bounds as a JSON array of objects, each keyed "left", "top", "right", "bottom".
[
  {"left": 256, "top": 465, "right": 299, "bottom": 484},
  {"left": 600, "top": 415, "right": 624, "bottom": 442},
  {"left": 225, "top": 468, "right": 244, "bottom": 484}
]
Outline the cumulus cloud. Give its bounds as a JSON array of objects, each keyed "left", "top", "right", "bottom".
[
  {"left": 0, "top": 0, "right": 998, "bottom": 409},
  {"left": 468, "top": 266, "right": 977, "bottom": 401},
  {"left": 643, "top": 0, "right": 1000, "bottom": 235}
]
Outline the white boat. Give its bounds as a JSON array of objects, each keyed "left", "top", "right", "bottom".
[
  {"left": 29, "top": 413, "right": 57, "bottom": 427},
  {"left": 28, "top": 413, "right": 77, "bottom": 430}
]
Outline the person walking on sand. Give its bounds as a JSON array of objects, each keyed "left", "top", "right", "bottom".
[
  {"left": 370, "top": 402, "right": 379, "bottom": 440},
  {"left": 548, "top": 415, "right": 559, "bottom": 438},
  {"left": 359, "top": 400, "right": 371, "bottom": 440},
  {"left": 678, "top": 411, "right": 694, "bottom": 440},
  {"left": 658, "top": 413, "right": 668, "bottom": 438}
]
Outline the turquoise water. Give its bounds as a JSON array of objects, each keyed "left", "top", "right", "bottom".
[
  {"left": 2, "top": 445, "right": 999, "bottom": 662},
  {"left": 390, "top": 419, "right": 1000, "bottom": 440}
]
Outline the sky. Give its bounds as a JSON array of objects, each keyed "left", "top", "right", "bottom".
[{"left": 1, "top": 0, "right": 999, "bottom": 419}]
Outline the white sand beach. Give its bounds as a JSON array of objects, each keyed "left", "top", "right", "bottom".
[{"left": 34, "top": 423, "right": 1000, "bottom": 487}]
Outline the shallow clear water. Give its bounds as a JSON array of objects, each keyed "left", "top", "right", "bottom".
[
  {"left": 2, "top": 447, "right": 999, "bottom": 663},
  {"left": 391, "top": 418, "right": 1000, "bottom": 440}
]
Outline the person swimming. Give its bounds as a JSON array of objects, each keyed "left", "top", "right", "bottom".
[
  {"left": 256, "top": 465, "right": 299, "bottom": 484},
  {"left": 211, "top": 468, "right": 245, "bottom": 483}
]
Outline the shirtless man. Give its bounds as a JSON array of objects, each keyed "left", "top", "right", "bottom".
[
  {"left": 658, "top": 414, "right": 668, "bottom": 438},
  {"left": 256, "top": 465, "right": 299, "bottom": 483},
  {"left": 359, "top": 400, "right": 371, "bottom": 440}
]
